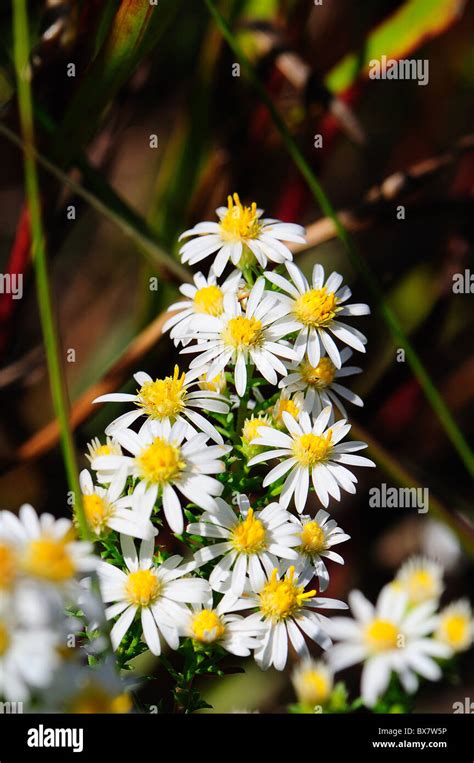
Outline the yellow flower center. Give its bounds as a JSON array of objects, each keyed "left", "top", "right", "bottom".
[
  {"left": 259, "top": 567, "right": 315, "bottom": 622},
  {"left": 125, "top": 569, "right": 161, "bottom": 607},
  {"left": 242, "top": 417, "right": 268, "bottom": 444},
  {"left": 219, "top": 193, "right": 261, "bottom": 241},
  {"left": 138, "top": 366, "right": 186, "bottom": 420},
  {"left": 274, "top": 398, "right": 301, "bottom": 422},
  {"left": 193, "top": 285, "right": 224, "bottom": 316},
  {"left": 298, "top": 670, "right": 331, "bottom": 705},
  {"left": 0, "top": 622, "right": 10, "bottom": 656},
  {"left": 198, "top": 371, "right": 227, "bottom": 394},
  {"left": 223, "top": 315, "right": 263, "bottom": 350},
  {"left": 23, "top": 536, "right": 76, "bottom": 582},
  {"left": 0, "top": 543, "right": 17, "bottom": 590},
  {"left": 300, "top": 357, "right": 337, "bottom": 388},
  {"left": 71, "top": 687, "right": 132, "bottom": 714},
  {"left": 293, "top": 431, "right": 332, "bottom": 467},
  {"left": 365, "top": 619, "right": 400, "bottom": 652},
  {"left": 137, "top": 437, "right": 185, "bottom": 485},
  {"left": 231, "top": 508, "right": 267, "bottom": 554},
  {"left": 439, "top": 614, "right": 469, "bottom": 649},
  {"left": 293, "top": 288, "right": 337, "bottom": 328},
  {"left": 403, "top": 570, "right": 438, "bottom": 604},
  {"left": 191, "top": 609, "right": 226, "bottom": 643},
  {"left": 300, "top": 521, "right": 326, "bottom": 554},
  {"left": 83, "top": 494, "right": 114, "bottom": 534}
]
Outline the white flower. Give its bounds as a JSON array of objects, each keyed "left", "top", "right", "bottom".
[
  {"left": 266, "top": 262, "right": 370, "bottom": 368},
  {"left": 93, "top": 365, "right": 229, "bottom": 445},
  {"left": 394, "top": 556, "right": 444, "bottom": 606},
  {"left": 285, "top": 510, "right": 350, "bottom": 592},
  {"left": 163, "top": 270, "right": 243, "bottom": 345},
  {"left": 181, "top": 277, "right": 297, "bottom": 397},
  {"left": 279, "top": 348, "right": 363, "bottom": 419},
  {"left": 86, "top": 436, "right": 122, "bottom": 465},
  {"left": 79, "top": 469, "right": 157, "bottom": 540},
  {"left": 97, "top": 535, "right": 210, "bottom": 656},
  {"left": 179, "top": 192, "right": 306, "bottom": 276},
  {"left": 179, "top": 592, "right": 265, "bottom": 657},
  {"left": 292, "top": 658, "right": 334, "bottom": 707},
  {"left": 326, "top": 585, "right": 452, "bottom": 707},
  {"left": 0, "top": 504, "right": 96, "bottom": 589},
  {"left": 91, "top": 419, "right": 231, "bottom": 535},
  {"left": 188, "top": 495, "right": 299, "bottom": 596},
  {"left": 46, "top": 658, "right": 132, "bottom": 713},
  {"left": 248, "top": 406, "right": 375, "bottom": 512},
  {"left": 238, "top": 565, "right": 347, "bottom": 671},
  {"left": 435, "top": 599, "right": 473, "bottom": 653},
  {"left": 0, "top": 593, "right": 59, "bottom": 702}
]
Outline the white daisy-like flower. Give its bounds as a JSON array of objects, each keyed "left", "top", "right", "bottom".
[
  {"left": 292, "top": 658, "right": 334, "bottom": 707},
  {"left": 79, "top": 469, "right": 157, "bottom": 540},
  {"left": 163, "top": 270, "right": 243, "bottom": 345},
  {"left": 285, "top": 510, "right": 350, "bottom": 592},
  {"left": 93, "top": 365, "right": 229, "bottom": 445},
  {"left": 272, "top": 390, "right": 304, "bottom": 427},
  {"left": 266, "top": 262, "right": 370, "bottom": 368},
  {"left": 46, "top": 658, "right": 132, "bottom": 713},
  {"left": 188, "top": 495, "right": 299, "bottom": 596},
  {"left": 179, "top": 192, "right": 306, "bottom": 276},
  {"left": 181, "top": 277, "right": 297, "bottom": 397},
  {"left": 86, "top": 436, "right": 122, "bottom": 465},
  {"left": 90, "top": 419, "right": 231, "bottom": 535},
  {"left": 179, "top": 592, "right": 265, "bottom": 657},
  {"left": 97, "top": 535, "right": 210, "bottom": 656},
  {"left": 435, "top": 599, "right": 473, "bottom": 653},
  {"left": 248, "top": 406, "right": 375, "bottom": 512},
  {"left": 0, "top": 504, "right": 96, "bottom": 589},
  {"left": 279, "top": 348, "right": 363, "bottom": 419},
  {"left": 0, "top": 592, "right": 60, "bottom": 702},
  {"left": 326, "top": 585, "right": 452, "bottom": 707},
  {"left": 394, "top": 556, "right": 444, "bottom": 606},
  {"left": 237, "top": 565, "right": 347, "bottom": 671}
]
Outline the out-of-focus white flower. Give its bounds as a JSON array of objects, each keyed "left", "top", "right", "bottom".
[
  {"left": 394, "top": 556, "right": 444, "bottom": 606},
  {"left": 435, "top": 599, "right": 473, "bottom": 653},
  {"left": 292, "top": 658, "right": 334, "bottom": 706}
]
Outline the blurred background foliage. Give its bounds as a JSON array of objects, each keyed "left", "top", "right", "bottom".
[{"left": 0, "top": 0, "right": 473, "bottom": 712}]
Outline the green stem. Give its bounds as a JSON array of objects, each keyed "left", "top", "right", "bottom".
[
  {"left": 12, "top": 0, "right": 90, "bottom": 540},
  {"left": 204, "top": 0, "right": 474, "bottom": 478}
]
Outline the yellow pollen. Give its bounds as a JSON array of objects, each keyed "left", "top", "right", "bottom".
[
  {"left": 403, "top": 570, "right": 437, "bottom": 604},
  {"left": 137, "top": 437, "right": 185, "bottom": 485},
  {"left": 0, "top": 622, "right": 9, "bottom": 656},
  {"left": 300, "top": 357, "right": 337, "bottom": 388},
  {"left": 365, "top": 619, "right": 400, "bottom": 652},
  {"left": 219, "top": 193, "right": 261, "bottom": 241},
  {"left": 71, "top": 687, "right": 132, "bottom": 714},
  {"left": 259, "top": 567, "right": 315, "bottom": 622},
  {"left": 193, "top": 285, "right": 224, "bottom": 316},
  {"left": 83, "top": 494, "right": 113, "bottom": 534},
  {"left": 231, "top": 508, "right": 267, "bottom": 554},
  {"left": 223, "top": 315, "right": 263, "bottom": 349},
  {"left": 199, "top": 371, "right": 227, "bottom": 394},
  {"left": 138, "top": 366, "right": 186, "bottom": 420},
  {"left": 125, "top": 569, "right": 160, "bottom": 607},
  {"left": 273, "top": 397, "right": 301, "bottom": 422},
  {"left": 23, "top": 536, "right": 76, "bottom": 582},
  {"left": 242, "top": 417, "right": 268, "bottom": 444},
  {"left": 300, "top": 522, "right": 326, "bottom": 554},
  {"left": 298, "top": 671, "right": 330, "bottom": 704},
  {"left": 191, "top": 609, "right": 226, "bottom": 643},
  {"left": 293, "top": 288, "right": 337, "bottom": 328},
  {"left": 293, "top": 431, "right": 332, "bottom": 467},
  {"left": 0, "top": 543, "right": 17, "bottom": 590},
  {"left": 439, "top": 614, "right": 469, "bottom": 649}
]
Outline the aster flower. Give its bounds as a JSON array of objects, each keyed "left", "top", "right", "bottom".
[
  {"left": 46, "top": 658, "right": 133, "bottom": 714},
  {"left": 181, "top": 277, "right": 297, "bottom": 397},
  {"left": 188, "top": 495, "right": 299, "bottom": 596},
  {"left": 179, "top": 193, "right": 306, "bottom": 276},
  {"left": 292, "top": 658, "right": 334, "bottom": 708},
  {"left": 279, "top": 348, "right": 363, "bottom": 419},
  {"left": 266, "top": 262, "right": 370, "bottom": 368},
  {"left": 327, "top": 585, "right": 452, "bottom": 707},
  {"left": 86, "top": 436, "right": 122, "bottom": 464},
  {"left": 90, "top": 419, "right": 231, "bottom": 535},
  {"left": 163, "top": 270, "right": 243, "bottom": 345},
  {"left": 435, "top": 599, "right": 473, "bottom": 653},
  {"left": 286, "top": 510, "right": 350, "bottom": 592},
  {"left": 93, "top": 365, "right": 229, "bottom": 445},
  {"left": 394, "top": 556, "right": 444, "bottom": 606},
  {"left": 79, "top": 469, "right": 157, "bottom": 540},
  {"left": 238, "top": 566, "right": 347, "bottom": 671},
  {"left": 97, "top": 536, "right": 210, "bottom": 656},
  {"left": 248, "top": 407, "right": 375, "bottom": 512}
]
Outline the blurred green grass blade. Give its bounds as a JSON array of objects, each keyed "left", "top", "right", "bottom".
[
  {"left": 326, "top": 0, "right": 466, "bottom": 93},
  {"left": 12, "top": 0, "right": 89, "bottom": 539},
  {"left": 204, "top": 0, "right": 474, "bottom": 478}
]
